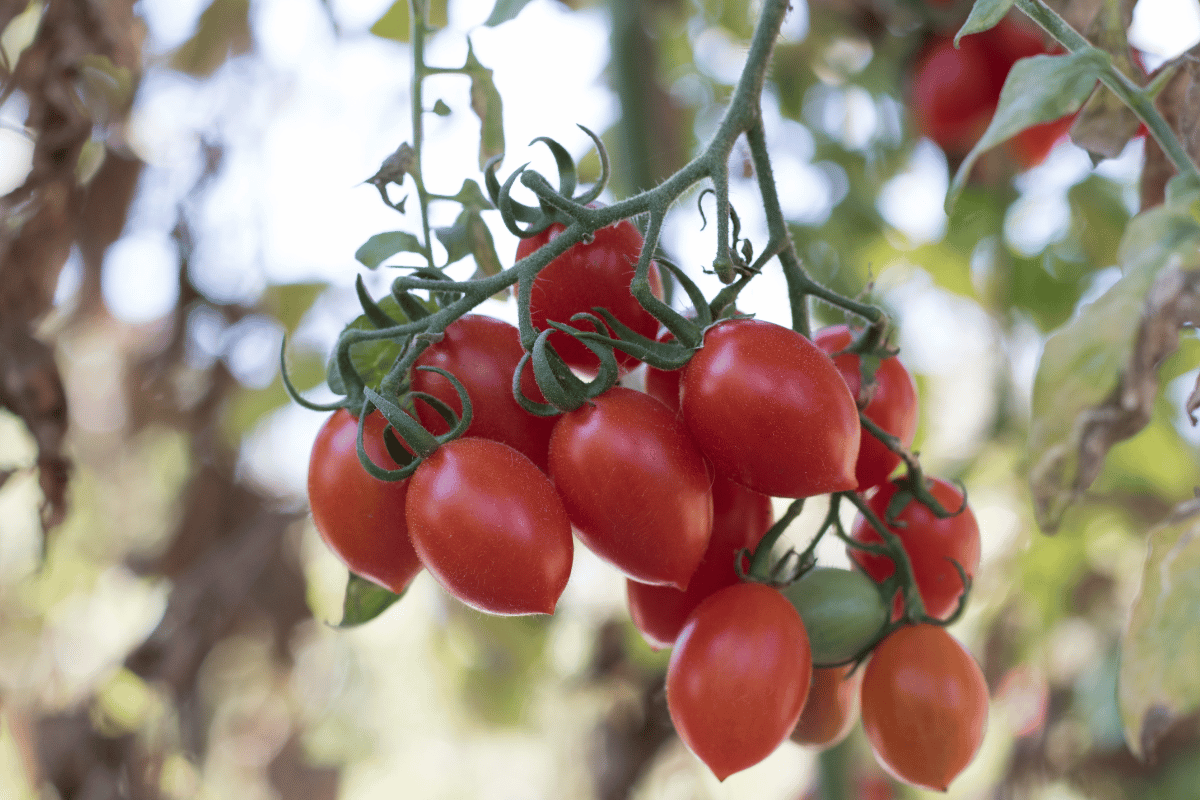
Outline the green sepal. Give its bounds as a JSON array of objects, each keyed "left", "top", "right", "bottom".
[
  {"left": 354, "top": 398, "right": 421, "bottom": 481},
  {"left": 355, "top": 274, "right": 400, "bottom": 328},
  {"left": 414, "top": 366, "right": 474, "bottom": 442},
  {"left": 579, "top": 307, "right": 693, "bottom": 370},
  {"left": 572, "top": 125, "right": 609, "bottom": 206},
  {"left": 511, "top": 350, "right": 562, "bottom": 418},
  {"left": 530, "top": 135, "right": 578, "bottom": 203},
  {"left": 338, "top": 573, "right": 403, "bottom": 627},
  {"left": 530, "top": 329, "right": 587, "bottom": 411}
]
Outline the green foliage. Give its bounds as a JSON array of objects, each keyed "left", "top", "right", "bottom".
[
  {"left": 355, "top": 231, "right": 425, "bottom": 268},
  {"left": 171, "top": 0, "right": 251, "bottom": 77},
  {"left": 956, "top": 0, "right": 1019, "bottom": 42},
  {"left": 370, "top": 0, "right": 448, "bottom": 42},
  {"left": 465, "top": 42, "right": 505, "bottom": 171},
  {"left": 338, "top": 573, "right": 402, "bottom": 627}
]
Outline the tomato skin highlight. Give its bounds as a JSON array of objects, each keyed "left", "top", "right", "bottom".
[
  {"left": 516, "top": 215, "right": 662, "bottom": 374},
  {"left": 412, "top": 314, "right": 556, "bottom": 471},
  {"left": 860, "top": 624, "right": 989, "bottom": 791},
  {"left": 849, "top": 478, "right": 980, "bottom": 620},
  {"left": 549, "top": 387, "right": 712, "bottom": 588},
  {"left": 667, "top": 582, "right": 813, "bottom": 781},
  {"left": 814, "top": 325, "right": 919, "bottom": 491},
  {"left": 790, "top": 664, "right": 862, "bottom": 749},
  {"left": 308, "top": 409, "right": 422, "bottom": 594},
  {"left": 405, "top": 437, "right": 573, "bottom": 615},
  {"left": 680, "top": 319, "right": 860, "bottom": 498},
  {"left": 626, "top": 474, "right": 773, "bottom": 648}
]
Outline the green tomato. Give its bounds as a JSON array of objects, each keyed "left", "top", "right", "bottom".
[{"left": 782, "top": 567, "right": 888, "bottom": 664}]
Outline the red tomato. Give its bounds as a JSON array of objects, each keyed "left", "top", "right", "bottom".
[
  {"left": 860, "top": 625, "right": 989, "bottom": 791},
  {"left": 412, "top": 314, "right": 556, "bottom": 471},
  {"left": 848, "top": 478, "right": 980, "bottom": 621},
  {"left": 308, "top": 409, "right": 422, "bottom": 594},
  {"left": 516, "top": 215, "right": 662, "bottom": 374},
  {"left": 790, "top": 664, "right": 862, "bottom": 749},
  {"left": 814, "top": 326, "right": 919, "bottom": 491},
  {"left": 680, "top": 319, "right": 860, "bottom": 498},
  {"left": 667, "top": 583, "right": 812, "bottom": 780},
  {"left": 910, "top": 33, "right": 1003, "bottom": 155},
  {"left": 626, "top": 474, "right": 773, "bottom": 648},
  {"left": 549, "top": 387, "right": 712, "bottom": 588},
  {"left": 1007, "top": 113, "right": 1075, "bottom": 168},
  {"left": 405, "top": 437, "right": 573, "bottom": 615}
]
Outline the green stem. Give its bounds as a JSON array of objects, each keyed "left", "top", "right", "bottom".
[
  {"left": 409, "top": 0, "right": 436, "bottom": 266},
  {"left": 748, "top": 498, "right": 805, "bottom": 580},
  {"left": 817, "top": 738, "right": 853, "bottom": 800}
]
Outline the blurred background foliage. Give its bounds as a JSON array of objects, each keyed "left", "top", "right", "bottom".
[{"left": 1, "top": 0, "right": 1200, "bottom": 798}]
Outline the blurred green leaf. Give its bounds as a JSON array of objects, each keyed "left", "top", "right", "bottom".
[
  {"left": 262, "top": 282, "right": 327, "bottom": 334},
  {"left": 465, "top": 41, "right": 505, "bottom": 171},
  {"left": 955, "top": 0, "right": 1018, "bottom": 44},
  {"left": 225, "top": 349, "right": 324, "bottom": 437},
  {"left": 171, "top": 0, "right": 252, "bottom": 78},
  {"left": 1120, "top": 500, "right": 1200, "bottom": 760},
  {"left": 447, "top": 179, "right": 493, "bottom": 212},
  {"left": 338, "top": 573, "right": 402, "bottom": 627},
  {"left": 370, "top": 0, "right": 448, "bottom": 42},
  {"left": 949, "top": 50, "right": 1107, "bottom": 210},
  {"left": 432, "top": 98, "right": 451, "bottom": 116},
  {"left": 355, "top": 231, "right": 425, "bottom": 269},
  {"left": 434, "top": 209, "right": 502, "bottom": 290},
  {"left": 484, "top": 0, "right": 536, "bottom": 26}
]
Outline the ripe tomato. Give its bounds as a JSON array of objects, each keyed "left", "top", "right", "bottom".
[
  {"left": 814, "top": 325, "right": 919, "bottom": 491},
  {"left": 308, "top": 409, "right": 422, "bottom": 594},
  {"left": 1007, "top": 113, "right": 1075, "bottom": 168},
  {"left": 405, "top": 437, "right": 573, "bottom": 615},
  {"left": 516, "top": 214, "right": 662, "bottom": 374},
  {"left": 782, "top": 567, "right": 889, "bottom": 664},
  {"left": 860, "top": 624, "right": 989, "bottom": 791},
  {"left": 667, "top": 582, "right": 812, "bottom": 780},
  {"left": 411, "top": 314, "right": 556, "bottom": 471},
  {"left": 848, "top": 478, "right": 980, "bottom": 621},
  {"left": 626, "top": 474, "right": 773, "bottom": 648},
  {"left": 680, "top": 318, "right": 860, "bottom": 498},
  {"left": 910, "top": 33, "right": 1003, "bottom": 155},
  {"left": 790, "top": 664, "right": 862, "bottom": 749},
  {"left": 549, "top": 387, "right": 712, "bottom": 588}
]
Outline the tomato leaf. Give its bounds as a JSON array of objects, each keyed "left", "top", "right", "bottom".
[
  {"left": 1119, "top": 498, "right": 1200, "bottom": 760},
  {"left": 465, "top": 41, "right": 505, "bottom": 171},
  {"left": 484, "top": 0, "right": 537, "bottom": 26},
  {"left": 954, "top": 0, "right": 1017, "bottom": 44},
  {"left": 327, "top": 295, "right": 418, "bottom": 394},
  {"left": 434, "top": 209, "right": 504, "bottom": 291},
  {"left": 1028, "top": 178, "right": 1200, "bottom": 531},
  {"left": 338, "top": 573, "right": 402, "bottom": 627},
  {"left": 261, "top": 281, "right": 327, "bottom": 334},
  {"left": 369, "top": 0, "right": 448, "bottom": 42},
  {"left": 170, "top": 0, "right": 251, "bottom": 78},
  {"left": 446, "top": 178, "right": 493, "bottom": 212},
  {"left": 355, "top": 231, "right": 425, "bottom": 269},
  {"left": 947, "top": 50, "right": 1107, "bottom": 211}
]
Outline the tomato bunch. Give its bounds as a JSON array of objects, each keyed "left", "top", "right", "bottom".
[{"left": 303, "top": 205, "right": 989, "bottom": 789}]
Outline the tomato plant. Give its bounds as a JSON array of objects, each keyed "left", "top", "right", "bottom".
[
  {"left": 405, "top": 437, "right": 573, "bottom": 615},
  {"left": 860, "top": 624, "right": 989, "bottom": 791},
  {"left": 680, "top": 318, "right": 861, "bottom": 498},
  {"left": 516, "top": 214, "right": 662, "bottom": 374},
  {"left": 814, "top": 325, "right": 919, "bottom": 491},
  {"left": 790, "top": 664, "right": 861, "bottom": 749},
  {"left": 308, "top": 409, "right": 422, "bottom": 595},
  {"left": 411, "top": 314, "right": 556, "bottom": 471},
  {"left": 548, "top": 387, "right": 712, "bottom": 588},
  {"left": 849, "top": 478, "right": 980, "bottom": 620},
  {"left": 626, "top": 474, "right": 773, "bottom": 648},
  {"left": 782, "top": 567, "right": 890, "bottom": 664},
  {"left": 667, "top": 582, "right": 812, "bottom": 780}
]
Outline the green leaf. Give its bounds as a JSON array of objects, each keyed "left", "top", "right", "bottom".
[
  {"left": 225, "top": 349, "right": 325, "bottom": 437},
  {"left": 338, "top": 573, "right": 402, "bottom": 627},
  {"left": 447, "top": 178, "right": 493, "bottom": 212},
  {"left": 484, "top": 0, "right": 537, "bottom": 26},
  {"left": 170, "top": 0, "right": 252, "bottom": 78},
  {"left": 370, "top": 0, "right": 449, "bottom": 42},
  {"left": 355, "top": 231, "right": 425, "bottom": 269},
  {"left": 1120, "top": 500, "right": 1200, "bottom": 760},
  {"left": 955, "top": 0, "right": 1018, "bottom": 44},
  {"left": 326, "top": 295, "right": 420, "bottom": 394},
  {"left": 434, "top": 210, "right": 477, "bottom": 266},
  {"left": 432, "top": 98, "right": 451, "bottom": 116},
  {"left": 948, "top": 50, "right": 1107, "bottom": 211},
  {"left": 434, "top": 209, "right": 503, "bottom": 287},
  {"left": 262, "top": 282, "right": 327, "bottom": 334},
  {"left": 465, "top": 41, "right": 505, "bottom": 171}
]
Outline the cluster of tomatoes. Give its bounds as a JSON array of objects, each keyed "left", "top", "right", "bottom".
[
  {"left": 911, "top": 13, "right": 1074, "bottom": 168},
  {"left": 306, "top": 215, "right": 988, "bottom": 789}
]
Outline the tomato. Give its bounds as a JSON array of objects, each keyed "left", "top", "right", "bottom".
[
  {"left": 667, "top": 582, "right": 812, "bottom": 780},
  {"left": 814, "top": 325, "right": 919, "bottom": 491},
  {"left": 405, "top": 437, "right": 573, "bottom": 615},
  {"left": 516, "top": 214, "right": 662, "bottom": 374},
  {"left": 643, "top": 329, "right": 683, "bottom": 412},
  {"left": 680, "top": 318, "right": 860, "bottom": 498},
  {"left": 1007, "top": 113, "right": 1075, "bottom": 168},
  {"left": 549, "top": 387, "right": 712, "bottom": 588},
  {"left": 860, "top": 624, "right": 989, "bottom": 791},
  {"left": 790, "top": 664, "right": 861, "bottom": 749},
  {"left": 782, "top": 567, "right": 889, "bottom": 664},
  {"left": 412, "top": 314, "right": 556, "bottom": 471},
  {"left": 308, "top": 409, "right": 422, "bottom": 594},
  {"left": 910, "top": 33, "right": 1003, "bottom": 155},
  {"left": 848, "top": 478, "right": 980, "bottom": 621},
  {"left": 626, "top": 474, "right": 773, "bottom": 648}
]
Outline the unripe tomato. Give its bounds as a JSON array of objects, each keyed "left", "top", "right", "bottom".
[
  {"left": 405, "top": 437, "right": 573, "bottom": 615},
  {"left": 308, "top": 409, "right": 421, "bottom": 594},
  {"left": 814, "top": 326, "right": 919, "bottom": 491},
  {"left": 412, "top": 314, "right": 556, "bottom": 471},
  {"left": 516, "top": 215, "right": 662, "bottom": 375},
  {"left": 626, "top": 474, "right": 773, "bottom": 648},
  {"left": 848, "top": 478, "right": 980, "bottom": 621},
  {"left": 667, "top": 582, "right": 813, "bottom": 780},
  {"left": 680, "top": 318, "right": 860, "bottom": 498},
  {"left": 790, "top": 664, "right": 862, "bottom": 749},
  {"left": 860, "top": 624, "right": 989, "bottom": 791},
  {"left": 783, "top": 567, "right": 889, "bottom": 664},
  {"left": 549, "top": 387, "right": 712, "bottom": 588}
]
